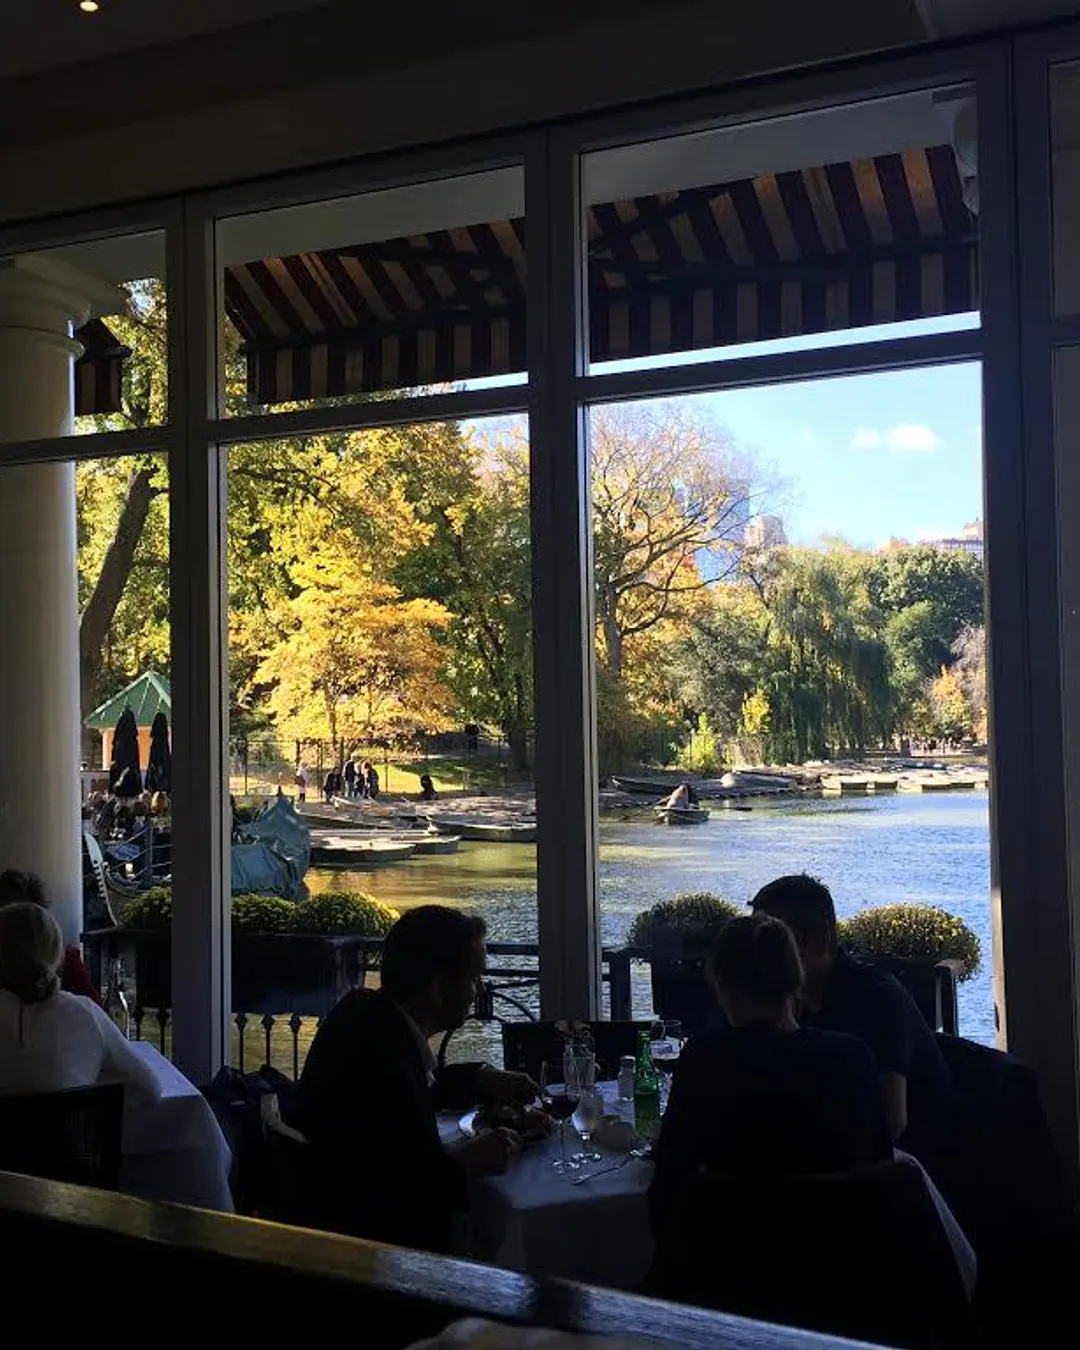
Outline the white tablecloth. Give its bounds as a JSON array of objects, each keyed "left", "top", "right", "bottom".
[
  {"left": 438, "top": 1089, "right": 976, "bottom": 1297},
  {"left": 118, "top": 1042, "right": 234, "bottom": 1212},
  {"left": 439, "top": 1087, "right": 653, "bottom": 1291}
]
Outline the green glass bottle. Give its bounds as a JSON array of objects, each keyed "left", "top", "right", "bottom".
[{"left": 633, "top": 1028, "right": 661, "bottom": 1141}]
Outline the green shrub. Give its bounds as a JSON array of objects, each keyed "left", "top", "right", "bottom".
[
  {"left": 627, "top": 892, "right": 741, "bottom": 949},
  {"left": 231, "top": 892, "right": 296, "bottom": 933},
  {"left": 291, "top": 891, "right": 400, "bottom": 937},
  {"left": 838, "top": 904, "right": 981, "bottom": 983},
  {"left": 121, "top": 886, "right": 172, "bottom": 928}
]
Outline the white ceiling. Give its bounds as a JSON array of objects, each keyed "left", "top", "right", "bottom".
[{"left": 0, "top": 0, "right": 334, "bottom": 79}]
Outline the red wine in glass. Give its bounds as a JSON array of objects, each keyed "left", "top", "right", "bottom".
[{"left": 545, "top": 1092, "right": 580, "bottom": 1120}]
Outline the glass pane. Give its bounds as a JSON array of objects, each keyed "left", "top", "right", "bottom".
[
  {"left": 590, "top": 364, "right": 994, "bottom": 1043},
  {"left": 1052, "top": 62, "right": 1080, "bottom": 315},
  {"left": 216, "top": 167, "right": 525, "bottom": 417},
  {"left": 0, "top": 230, "right": 167, "bottom": 443},
  {"left": 582, "top": 87, "right": 979, "bottom": 373},
  {"left": 226, "top": 416, "right": 534, "bottom": 1075}
]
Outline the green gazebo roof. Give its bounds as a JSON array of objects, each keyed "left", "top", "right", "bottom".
[{"left": 85, "top": 671, "right": 172, "bottom": 730}]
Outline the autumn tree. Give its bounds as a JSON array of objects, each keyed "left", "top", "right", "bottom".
[
  {"left": 591, "top": 402, "right": 760, "bottom": 680},
  {"left": 395, "top": 421, "right": 534, "bottom": 771},
  {"left": 256, "top": 559, "right": 453, "bottom": 754}
]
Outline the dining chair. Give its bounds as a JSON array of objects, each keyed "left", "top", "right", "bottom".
[
  {"left": 501, "top": 1021, "right": 651, "bottom": 1083},
  {"left": 645, "top": 1160, "right": 975, "bottom": 1350},
  {"left": 258, "top": 1092, "right": 318, "bottom": 1225},
  {"left": 0, "top": 1082, "right": 123, "bottom": 1189}
]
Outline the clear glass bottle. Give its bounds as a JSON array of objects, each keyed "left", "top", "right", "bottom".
[
  {"left": 104, "top": 957, "right": 130, "bottom": 1038},
  {"left": 617, "top": 1054, "right": 636, "bottom": 1101}
]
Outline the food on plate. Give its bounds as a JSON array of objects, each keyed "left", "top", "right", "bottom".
[{"left": 475, "top": 1103, "right": 554, "bottom": 1143}]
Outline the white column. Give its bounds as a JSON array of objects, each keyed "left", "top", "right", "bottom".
[{"left": 0, "top": 258, "right": 121, "bottom": 943}]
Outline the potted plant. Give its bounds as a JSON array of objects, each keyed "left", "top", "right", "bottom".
[
  {"left": 627, "top": 892, "right": 740, "bottom": 1033},
  {"left": 109, "top": 886, "right": 400, "bottom": 1018},
  {"left": 838, "top": 904, "right": 982, "bottom": 1032}
]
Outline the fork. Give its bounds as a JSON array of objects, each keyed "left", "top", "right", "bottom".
[{"left": 572, "top": 1152, "right": 637, "bottom": 1185}]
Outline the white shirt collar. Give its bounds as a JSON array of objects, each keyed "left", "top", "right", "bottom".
[{"left": 398, "top": 1004, "right": 437, "bottom": 1086}]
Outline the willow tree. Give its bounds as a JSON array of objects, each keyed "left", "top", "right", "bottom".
[{"left": 749, "top": 549, "right": 892, "bottom": 762}]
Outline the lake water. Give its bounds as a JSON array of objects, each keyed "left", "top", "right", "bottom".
[{"left": 309, "top": 790, "right": 995, "bottom": 1046}]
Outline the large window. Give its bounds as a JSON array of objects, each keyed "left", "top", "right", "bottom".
[
  {"left": 590, "top": 368, "right": 993, "bottom": 1042},
  {"left": 225, "top": 414, "right": 535, "bottom": 1073}
]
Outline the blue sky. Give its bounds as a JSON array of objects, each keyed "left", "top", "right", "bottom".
[{"left": 699, "top": 360, "right": 983, "bottom": 548}]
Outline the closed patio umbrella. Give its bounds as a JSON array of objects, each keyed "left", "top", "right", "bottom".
[
  {"left": 109, "top": 707, "right": 142, "bottom": 798},
  {"left": 145, "top": 710, "right": 171, "bottom": 795}
]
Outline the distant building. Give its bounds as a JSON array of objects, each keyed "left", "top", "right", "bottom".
[
  {"left": 744, "top": 515, "right": 788, "bottom": 552},
  {"left": 922, "top": 519, "right": 984, "bottom": 562}
]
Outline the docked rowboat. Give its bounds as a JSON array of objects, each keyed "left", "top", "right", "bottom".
[
  {"left": 611, "top": 775, "right": 682, "bottom": 796},
  {"left": 310, "top": 838, "right": 417, "bottom": 867},
  {"left": 654, "top": 805, "right": 710, "bottom": 825},
  {"left": 426, "top": 815, "right": 537, "bottom": 843}
]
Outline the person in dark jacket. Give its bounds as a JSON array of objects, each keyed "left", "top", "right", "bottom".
[
  {"left": 0, "top": 869, "right": 100, "bottom": 1004},
  {"left": 650, "top": 913, "right": 891, "bottom": 1235},
  {"left": 750, "top": 873, "right": 958, "bottom": 1186},
  {"left": 297, "top": 905, "right": 536, "bottom": 1251}
]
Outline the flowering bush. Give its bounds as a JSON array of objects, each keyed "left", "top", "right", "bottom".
[
  {"left": 231, "top": 892, "right": 295, "bottom": 933},
  {"left": 291, "top": 891, "right": 399, "bottom": 937},
  {"left": 121, "top": 886, "right": 172, "bottom": 928},
  {"left": 838, "top": 904, "right": 981, "bottom": 983},
  {"left": 627, "top": 892, "right": 740, "bottom": 949},
  {"left": 119, "top": 887, "right": 398, "bottom": 938}
]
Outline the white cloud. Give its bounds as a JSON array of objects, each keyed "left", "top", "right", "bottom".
[
  {"left": 886, "top": 423, "right": 941, "bottom": 452},
  {"left": 850, "top": 423, "right": 942, "bottom": 453}
]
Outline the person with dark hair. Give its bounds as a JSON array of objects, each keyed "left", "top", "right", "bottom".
[
  {"left": 649, "top": 913, "right": 891, "bottom": 1234},
  {"left": 297, "top": 905, "right": 537, "bottom": 1251},
  {"left": 750, "top": 873, "right": 957, "bottom": 1180},
  {"left": 0, "top": 869, "right": 100, "bottom": 1003},
  {"left": 419, "top": 772, "right": 437, "bottom": 801},
  {"left": 0, "top": 903, "right": 161, "bottom": 1102}
]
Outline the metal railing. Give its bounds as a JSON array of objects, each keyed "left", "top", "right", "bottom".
[{"left": 82, "top": 930, "right": 640, "bottom": 1079}]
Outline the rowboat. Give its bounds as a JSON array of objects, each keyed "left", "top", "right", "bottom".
[
  {"left": 426, "top": 814, "right": 537, "bottom": 843},
  {"left": 611, "top": 775, "right": 682, "bottom": 796},
  {"left": 654, "top": 805, "right": 710, "bottom": 825},
  {"left": 821, "top": 777, "right": 872, "bottom": 794},
  {"left": 310, "top": 838, "right": 416, "bottom": 867}
]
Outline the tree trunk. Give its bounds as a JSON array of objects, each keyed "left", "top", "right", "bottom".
[
  {"left": 507, "top": 721, "right": 529, "bottom": 774},
  {"left": 601, "top": 597, "right": 623, "bottom": 679},
  {"left": 79, "top": 466, "right": 161, "bottom": 719}
]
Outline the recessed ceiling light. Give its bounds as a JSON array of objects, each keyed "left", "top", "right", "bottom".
[{"left": 79, "top": 1, "right": 100, "bottom": 12}]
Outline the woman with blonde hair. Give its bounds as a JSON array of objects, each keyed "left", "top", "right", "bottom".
[{"left": 0, "top": 903, "right": 161, "bottom": 1103}]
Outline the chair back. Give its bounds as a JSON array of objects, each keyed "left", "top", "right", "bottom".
[
  {"left": 0, "top": 1083, "right": 123, "bottom": 1189},
  {"left": 646, "top": 1160, "right": 973, "bottom": 1350},
  {"left": 259, "top": 1092, "right": 316, "bottom": 1225},
  {"left": 501, "top": 1021, "right": 650, "bottom": 1082}
]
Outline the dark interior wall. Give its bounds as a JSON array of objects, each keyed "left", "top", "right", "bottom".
[{"left": 0, "top": 0, "right": 926, "bottom": 224}]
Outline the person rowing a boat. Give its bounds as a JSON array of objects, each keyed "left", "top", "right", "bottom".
[{"left": 660, "top": 782, "right": 699, "bottom": 811}]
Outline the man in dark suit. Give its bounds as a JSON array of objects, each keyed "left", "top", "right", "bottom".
[{"left": 297, "top": 905, "right": 536, "bottom": 1251}]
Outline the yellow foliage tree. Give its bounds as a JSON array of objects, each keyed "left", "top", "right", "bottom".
[{"left": 256, "top": 555, "right": 454, "bottom": 753}]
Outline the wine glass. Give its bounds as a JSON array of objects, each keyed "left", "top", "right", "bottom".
[
  {"left": 540, "top": 1058, "right": 580, "bottom": 1173},
  {"left": 572, "top": 1086, "right": 604, "bottom": 1165}
]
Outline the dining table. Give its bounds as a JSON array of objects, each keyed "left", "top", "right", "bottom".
[
  {"left": 439, "top": 1083, "right": 655, "bottom": 1291},
  {"left": 118, "top": 1041, "right": 234, "bottom": 1213},
  {"left": 438, "top": 1081, "right": 977, "bottom": 1299}
]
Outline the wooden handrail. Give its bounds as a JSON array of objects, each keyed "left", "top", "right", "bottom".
[{"left": 0, "top": 1170, "right": 885, "bottom": 1348}]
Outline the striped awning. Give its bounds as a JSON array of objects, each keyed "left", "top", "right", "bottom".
[
  {"left": 73, "top": 318, "right": 130, "bottom": 417},
  {"left": 74, "top": 145, "right": 978, "bottom": 412}
]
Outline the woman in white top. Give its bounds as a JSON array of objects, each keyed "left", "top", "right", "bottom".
[{"left": 0, "top": 902, "right": 161, "bottom": 1106}]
